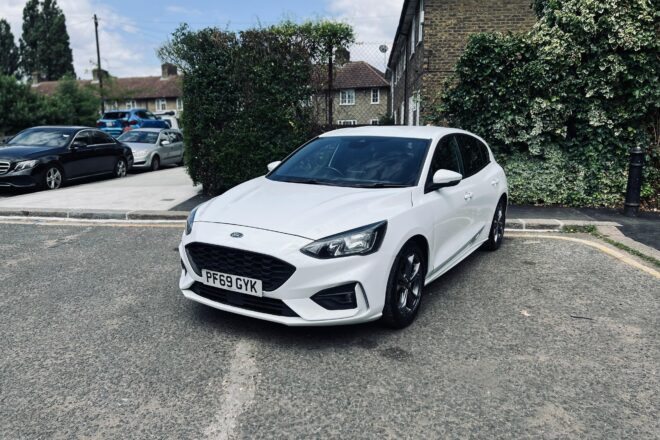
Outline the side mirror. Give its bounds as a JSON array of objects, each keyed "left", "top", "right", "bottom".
[
  {"left": 267, "top": 161, "right": 281, "bottom": 172},
  {"left": 160, "top": 140, "right": 171, "bottom": 146},
  {"left": 429, "top": 169, "right": 463, "bottom": 190},
  {"left": 70, "top": 140, "right": 85, "bottom": 149}
]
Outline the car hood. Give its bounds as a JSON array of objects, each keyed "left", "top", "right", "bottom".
[
  {"left": 196, "top": 177, "right": 413, "bottom": 240},
  {"left": 0, "top": 145, "right": 60, "bottom": 160},
  {"left": 123, "top": 142, "right": 155, "bottom": 152}
]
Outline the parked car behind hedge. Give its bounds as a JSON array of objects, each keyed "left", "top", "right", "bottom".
[{"left": 96, "top": 109, "right": 169, "bottom": 137}]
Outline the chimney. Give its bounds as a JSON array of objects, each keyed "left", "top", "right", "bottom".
[
  {"left": 92, "top": 68, "right": 109, "bottom": 82},
  {"left": 161, "top": 63, "right": 178, "bottom": 79}
]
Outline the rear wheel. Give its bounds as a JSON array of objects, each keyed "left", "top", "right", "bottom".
[
  {"left": 151, "top": 155, "right": 160, "bottom": 172},
  {"left": 114, "top": 158, "right": 128, "bottom": 178},
  {"left": 381, "top": 242, "right": 426, "bottom": 329},
  {"left": 483, "top": 198, "right": 506, "bottom": 251},
  {"left": 42, "top": 165, "right": 64, "bottom": 190}
]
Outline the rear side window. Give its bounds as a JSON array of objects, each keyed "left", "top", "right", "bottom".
[
  {"left": 427, "top": 135, "right": 462, "bottom": 188},
  {"left": 457, "top": 134, "right": 488, "bottom": 178},
  {"left": 74, "top": 131, "right": 92, "bottom": 146}
]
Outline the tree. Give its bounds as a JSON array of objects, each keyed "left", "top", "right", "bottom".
[
  {"left": 0, "top": 75, "right": 50, "bottom": 136},
  {"left": 48, "top": 76, "right": 99, "bottom": 126},
  {"left": 19, "top": 0, "right": 75, "bottom": 81},
  {"left": 158, "top": 21, "right": 353, "bottom": 194},
  {"left": 0, "top": 19, "right": 19, "bottom": 76},
  {"left": 430, "top": 0, "right": 659, "bottom": 208}
]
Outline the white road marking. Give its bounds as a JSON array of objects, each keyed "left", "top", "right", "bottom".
[{"left": 204, "top": 340, "right": 258, "bottom": 440}]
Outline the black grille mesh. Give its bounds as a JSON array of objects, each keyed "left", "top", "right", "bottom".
[
  {"left": 185, "top": 242, "right": 296, "bottom": 292},
  {"left": 191, "top": 282, "right": 298, "bottom": 317}
]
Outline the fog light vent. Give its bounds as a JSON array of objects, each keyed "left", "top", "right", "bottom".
[{"left": 311, "top": 283, "right": 358, "bottom": 310}]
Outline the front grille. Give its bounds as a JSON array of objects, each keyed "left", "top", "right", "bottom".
[
  {"left": 0, "top": 161, "right": 9, "bottom": 175},
  {"left": 185, "top": 242, "right": 296, "bottom": 292},
  {"left": 191, "top": 282, "right": 298, "bottom": 317}
]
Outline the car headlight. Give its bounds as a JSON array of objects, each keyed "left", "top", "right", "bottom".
[
  {"left": 14, "top": 160, "right": 39, "bottom": 171},
  {"left": 185, "top": 206, "right": 199, "bottom": 235},
  {"left": 133, "top": 150, "right": 148, "bottom": 159},
  {"left": 301, "top": 221, "right": 387, "bottom": 259}
]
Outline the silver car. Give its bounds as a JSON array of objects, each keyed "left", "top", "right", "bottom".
[{"left": 117, "top": 128, "right": 184, "bottom": 171}]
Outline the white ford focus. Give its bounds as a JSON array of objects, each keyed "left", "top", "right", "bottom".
[{"left": 178, "top": 126, "right": 508, "bottom": 328}]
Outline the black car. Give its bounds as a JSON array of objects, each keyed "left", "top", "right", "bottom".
[{"left": 0, "top": 126, "right": 134, "bottom": 190}]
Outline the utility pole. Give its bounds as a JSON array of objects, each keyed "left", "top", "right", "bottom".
[{"left": 94, "top": 14, "right": 104, "bottom": 114}]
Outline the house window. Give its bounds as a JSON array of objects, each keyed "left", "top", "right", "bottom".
[
  {"left": 371, "top": 89, "right": 380, "bottom": 104},
  {"left": 400, "top": 102, "right": 405, "bottom": 125},
  {"left": 125, "top": 100, "right": 136, "bottom": 110},
  {"left": 156, "top": 99, "right": 167, "bottom": 111},
  {"left": 370, "top": 119, "right": 379, "bottom": 125},
  {"left": 176, "top": 98, "right": 183, "bottom": 111},
  {"left": 338, "top": 120, "right": 357, "bottom": 126},
  {"left": 418, "top": 0, "right": 424, "bottom": 43},
  {"left": 409, "top": 91, "right": 421, "bottom": 126},
  {"left": 394, "top": 110, "right": 398, "bottom": 125},
  {"left": 410, "top": 14, "right": 417, "bottom": 56},
  {"left": 339, "top": 89, "right": 355, "bottom": 105}
]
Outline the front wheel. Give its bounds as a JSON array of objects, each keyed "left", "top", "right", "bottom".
[
  {"left": 151, "top": 155, "right": 160, "bottom": 172},
  {"left": 381, "top": 242, "right": 426, "bottom": 329},
  {"left": 483, "top": 198, "right": 506, "bottom": 251},
  {"left": 114, "top": 158, "right": 128, "bottom": 178},
  {"left": 42, "top": 165, "right": 64, "bottom": 190}
]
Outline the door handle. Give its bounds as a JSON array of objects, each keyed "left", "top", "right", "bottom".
[
  {"left": 491, "top": 179, "right": 500, "bottom": 186},
  {"left": 464, "top": 192, "right": 473, "bottom": 201}
]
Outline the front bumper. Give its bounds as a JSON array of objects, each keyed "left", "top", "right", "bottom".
[
  {"left": 0, "top": 169, "right": 39, "bottom": 188},
  {"left": 178, "top": 222, "right": 388, "bottom": 326}
]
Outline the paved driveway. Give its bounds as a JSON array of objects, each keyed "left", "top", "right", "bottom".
[
  {"left": 0, "top": 222, "right": 657, "bottom": 439},
  {"left": 0, "top": 167, "right": 200, "bottom": 211}
]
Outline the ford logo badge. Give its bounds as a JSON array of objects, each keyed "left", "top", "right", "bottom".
[{"left": 230, "top": 232, "right": 243, "bottom": 238}]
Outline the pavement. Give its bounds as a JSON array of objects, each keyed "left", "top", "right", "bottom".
[
  {"left": 0, "top": 167, "right": 200, "bottom": 212},
  {"left": 0, "top": 220, "right": 657, "bottom": 439}
]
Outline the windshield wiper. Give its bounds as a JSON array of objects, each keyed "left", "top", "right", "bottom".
[
  {"left": 355, "top": 183, "right": 409, "bottom": 188},
  {"left": 284, "top": 178, "right": 326, "bottom": 185}
]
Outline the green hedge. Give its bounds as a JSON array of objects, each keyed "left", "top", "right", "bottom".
[{"left": 429, "top": 0, "right": 659, "bottom": 208}]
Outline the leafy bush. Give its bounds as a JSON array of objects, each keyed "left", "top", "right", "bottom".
[
  {"left": 159, "top": 21, "right": 354, "bottom": 194},
  {"left": 430, "top": 0, "right": 659, "bottom": 208}
]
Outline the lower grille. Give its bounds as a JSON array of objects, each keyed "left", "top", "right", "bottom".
[
  {"left": 191, "top": 282, "right": 298, "bottom": 317},
  {"left": 185, "top": 242, "right": 296, "bottom": 291},
  {"left": 0, "top": 161, "right": 9, "bottom": 175}
]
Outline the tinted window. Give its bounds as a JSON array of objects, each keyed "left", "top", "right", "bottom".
[
  {"left": 135, "top": 111, "right": 148, "bottom": 119},
  {"left": 102, "top": 111, "right": 128, "bottom": 120},
  {"left": 145, "top": 112, "right": 157, "bottom": 120},
  {"left": 8, "top": 128, "right": 77, "bottom": 148},
  {"left": 74, "top": 131, "right": 92, "bottom": 146},
  {"left": 173, "top": 132, "right": 183, "bottom": 142},
  {"left": 269, "top": 136, "right": 431, "bottom": 188},
  {"left": 429, "top": 135, "right": 462, "bottom": 175},
  {"left": 457, "top": 134, "right": 487, "bottom": 178},
  {"left": 91, "top": 131, "right": 114, "bottom": 144}
]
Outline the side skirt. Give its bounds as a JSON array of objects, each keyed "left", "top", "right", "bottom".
[{"left": 424, "top": 227, "right": 486, "bottom": 285}]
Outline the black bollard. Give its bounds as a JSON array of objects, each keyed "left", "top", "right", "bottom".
[{"left": 623, "top": 146, "right": 644, "bottom": 217}]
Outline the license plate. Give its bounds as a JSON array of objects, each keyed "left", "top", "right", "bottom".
[
  {"left": 201, "top": 269, "right": 263, "bottom": 297},
  {"left": 106, "top": 121, "right": 114, "bottom": 127}
]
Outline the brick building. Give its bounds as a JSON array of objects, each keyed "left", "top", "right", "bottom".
[
  {"left": 313, "top": 61, "right": 390, "bottom": 126},
  {"left": 387, "top": 0, "right": 536, "bottom": 125},
  {"left": 32, "top": 63, "right": 183, "bottom": 117}
]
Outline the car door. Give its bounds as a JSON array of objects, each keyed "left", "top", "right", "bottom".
[
  {"left": 157, "top": 131, "right": 173, "bottom": 163},
  {"left": 90, "top": 130, "right": 119, "bottom": 172},
  {"left": 419, "top": 135, "right": 473, "bottom": 272},
  {"left": 456, "top": 134, "right": 491, "bottom": 239},
  {"left": 170, "top": 131, "right": 184, "bottom": 163},
  {"left": 64, "top": 130, "right": 95, "bottom": 178}
]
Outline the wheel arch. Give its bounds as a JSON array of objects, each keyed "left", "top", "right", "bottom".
[{"left": 406, "top": 234, "right": 430, "bottom": 273}]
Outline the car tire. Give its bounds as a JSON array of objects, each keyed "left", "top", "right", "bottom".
[
  {"left": 151, "top": 155, "right": 160, "bottom": 172},
  {"left": 41, "top": 165, "right": 64, "bottom": 190},
  {"left": 381, "top": 242, "right": 426, "bottom": 329},
  {"left": 114, "top": 158, "right": 128, "bottom": 178},
  {"left": 482, "top": 198, "right": 506, "bottom": 251}
]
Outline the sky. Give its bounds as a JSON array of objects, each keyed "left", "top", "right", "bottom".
[{"left": 0, "top": 0, "right": 404, "bottom": 79}]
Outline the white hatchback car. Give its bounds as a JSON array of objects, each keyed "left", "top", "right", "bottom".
[{"left": 179, "top": 126, "right": 508, "bottom": 328}]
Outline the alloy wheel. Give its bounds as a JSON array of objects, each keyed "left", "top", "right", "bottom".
[
  {"left": 492, "top": 202, "right": 505, "bottom": 244},
  {"left": 116, "top": 159, "right": 127, "bottom": 177},
  {"left": 396, "top": 251, "right": 423, "bottom": 313},
  {"left": 45, "top": 167, "right": 62, "bottom": 189}
]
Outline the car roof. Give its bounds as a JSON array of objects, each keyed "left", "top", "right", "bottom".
[
  {"left": 28, "top": 126, "right": 90, "bottom": 131},
  {"left": 320, "top": 126, "right": 471, "bottom": 140},
  {"left": 125, "top": 128, "right": 180, "bottom": 133}
]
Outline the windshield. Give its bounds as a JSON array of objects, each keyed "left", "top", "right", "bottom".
[
  {"left": 268, "top": 136, "right": 431, "bottom": 188},
  {"left": 102, "top": 112, "right": 128, "bottom": 120},
  {"left": 7, "top": 128, "right": 75, "bottom": 148},
  {"left": 118, "top": 131, "right": 159, "bottom": 144}
]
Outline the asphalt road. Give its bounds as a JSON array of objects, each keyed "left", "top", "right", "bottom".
[{"left": 0, "top": 222, "right": 658, "bottom": 439}]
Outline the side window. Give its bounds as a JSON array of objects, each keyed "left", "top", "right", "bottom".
[
  {"left": 135, "top": 111, "right": 147, "bottom": 119},
  {"left": 91, "top": 131, "right": 114, "bottom": 145},
  {"left": 457, "top": 135, "right": 486, "bottom": 178},
  {"left": 74, "top": 131, "right": 92, "bottom": 146},
  {"left": 145, "top": 112, "right": 157, "bottom": 120},
  {"left": 174, "top": 132, "right": 183, "bottom": 142},
  {"left": 426, "top": 135, "right": 462, "bottom": 188},
  {"left": 478, "top": 139, "right": 491, "bottom": 165}
]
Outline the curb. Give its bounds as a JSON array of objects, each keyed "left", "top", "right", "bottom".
[
  {"left": 0, "top": 207, "right": 189, "bottom": 221},
  {"left": 0, "top": 207, "right": 623, "bottom": 229}
]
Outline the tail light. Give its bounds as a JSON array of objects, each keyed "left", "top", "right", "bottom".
[
  {"left": 129, "top": 119, "right": 138, "bottom": 125},
  {"left": 96, "top": 122, "right": 103, "bottom": 127}
]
